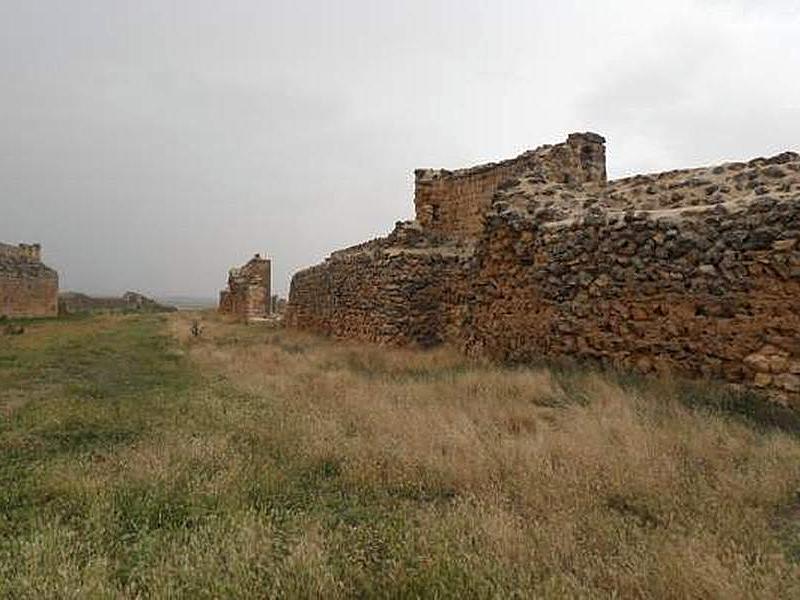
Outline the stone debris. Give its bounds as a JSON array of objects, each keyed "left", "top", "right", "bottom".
[{"left": 286, "top": 133, "right": 800, "bottom": 403}]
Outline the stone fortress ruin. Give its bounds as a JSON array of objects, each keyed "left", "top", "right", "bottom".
[
  {"left": 285, "top": 133, "right": 800, "bottom": 402},
  {"left": 218, "top": 253, "right": 272, "bottom": 320},
  {"left": 0, "top": 242, "right": 59, "bottom": 318}
]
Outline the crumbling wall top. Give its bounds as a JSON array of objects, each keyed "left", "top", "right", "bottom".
[
  {"left": 0, "top": 242, "right": 42, "bottom": 263},
  {"left": 490, "top": 147, "right": 800, "bottom": 226},
  {"left": 413, "top": 133, "right": 607, "bottom": 240},
  {"left": 0, "top": 242, "right": 55, "bottom": 278}
]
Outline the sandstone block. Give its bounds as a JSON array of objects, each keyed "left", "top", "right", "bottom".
[
  {"left": 744, "top": 353, "right": 771, "bottom": 373},
  {"left": 773, "top": 239, "right": 797, "bottom": 252},
  {"left": 754, "top": 373, "right": 773, "bottom": 388}
]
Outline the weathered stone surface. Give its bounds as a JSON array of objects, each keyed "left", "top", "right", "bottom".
[
  {"left": 286, "top": 223, "right": 467, "bottom": 346},
  {"left": 219, "top": 254, "right": 272, "bottom": 321},
  {"left": 465, "top": 195, "right": 800, "bottom": 396},
  {"left": 286, "top": 133, "right": 800, "bottom": 400},
  {"left": 776, "top": 374, "right": 800, "bottom": 393},
  {"left": 414, "top": 133, "right": 606, "bottom": 241},
  {"left": 0, "top": 242, "right": 58, "bottom": 318}
]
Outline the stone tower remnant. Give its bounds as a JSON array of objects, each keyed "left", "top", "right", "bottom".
[
  {"left": 0, "top": 242, "right": 59, "bottom": 318},
  {"left": 218, "top": 254, "right": 272, "bottom": 320}
]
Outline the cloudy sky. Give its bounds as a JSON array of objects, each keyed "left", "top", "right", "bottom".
[{"left": 1, "top": 1, "right": 798, "bottom": 298}]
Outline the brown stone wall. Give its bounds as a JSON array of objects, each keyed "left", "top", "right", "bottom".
[
  {"left": 0, "top": 271, "right": 59, "bottom": 318},
  {"left": 414, "top": 133, "right": 606, "bottom": 240},
  {"left": 218, "top": 255, "right": 272, "bottom": 320},
  {"left": 285, "top": 226, "right": 467, "bottom": 346},
  {"left": 219, "top": 290, "right": 233, "bottom": 313},
  {"left": 0, "top": 242, "right": 58, "bottom": 318},
  {"left": 414, "top": 162, "right": 525, "bottom": 240},
  {"left": 287, "top": 133, "right": 800, "bottom": 402},
  {"left": 463, "top": 196, "right": 800, "bottom": 399}
]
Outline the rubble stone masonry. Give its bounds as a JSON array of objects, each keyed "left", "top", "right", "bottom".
[
  {"left": 288, "top": 224, "right": 467, "bottom": 346},
  {"left": 414, "top": 133, "right": 606, "bottom": 240},
  {"left": 0, "top": 242, "right": 59, "bottom": 318},
  {"left": 219, "top": 254, "right": 272, "bottom": 320},
  {"left": 286, "top": 134, "right": 800, "bottom": 403}
]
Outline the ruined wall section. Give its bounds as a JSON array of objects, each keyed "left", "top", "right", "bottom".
[
  {"left": 285, "top": 223, "right": 469, "bottom": 346},
  {"left": 464, "top": 193, "right": 800, "bottom": 400},
  {"left": 287, "top": 135, "right": 800, "bottom": 401},
  {"left": 219, "top": 255, "right": 272, "bottom": 320},
  {"left": 288, "top": 133, "right": 609, "bottom": 347},
  {"left": 0, "top": 243, "right": 58, "bottom": 318},
  {"left": 414, "top": 132, "right": 606, "bottom": 240},
  {"left": 58, "top": 291, "right": 176, "bottom": 314}
]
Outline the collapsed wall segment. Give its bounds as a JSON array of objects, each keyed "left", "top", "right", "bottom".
[{"left": 286, "top": 133, "right": 800, "bottom": 402}]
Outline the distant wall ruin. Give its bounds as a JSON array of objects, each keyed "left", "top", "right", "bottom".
[
  {"left": 0, "top": 242, "right": 59, "bottom": 318},
  {"left": 219, "top": 254, "right": 272, "bottom": 320},
  {"left": 286, "top": 134, "right": 800, "bottom": 403},
  {"left": 58, "top": 291, "right": 176, "bottom": 315}
]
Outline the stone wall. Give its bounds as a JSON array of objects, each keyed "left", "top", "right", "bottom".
[
  {"left": 465, "top": 195, "right": 800, "bottom": 396},
  {"left": 0, "top": 242, "right": 58, "bottom": 318},
  {"left": 219, "top": 254, "right": 272, "bottom": 320},
  {"left": 286, "top": 133, "right": 800, "bottom": 403},
  {"left": 414, "top": 133, "right": 606, "bottom": 240},
  {"left": 286, "top": 223, "right": 468, "bottom": 346}
]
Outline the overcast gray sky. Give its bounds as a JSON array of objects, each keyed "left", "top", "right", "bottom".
[{"left": 1, "top": 1, "right": 798, "bottom": 298}]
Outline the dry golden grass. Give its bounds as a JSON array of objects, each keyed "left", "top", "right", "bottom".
[
  {"left": 1, "top": 311, "right": 798, "bottom": 597},
  {"left": 170, "top": 312, "right": 800, "bottom": 597}
]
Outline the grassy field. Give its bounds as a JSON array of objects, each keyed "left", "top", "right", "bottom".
[{"left": 1, "top": 313, "right": 799, "bottom": 598}]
